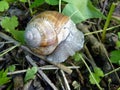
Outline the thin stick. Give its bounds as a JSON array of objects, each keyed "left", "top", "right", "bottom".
[
  {"left": 61, "top": 70, "right": 70, "bottom": 90},
  {"left": 26, "top": 55, "right": 58, "bottom": 90},
  {"left": 7, "top": 66, "right": 80, "bottom": 75},
  {"left": 56, "top": 73, "right": 65, "bottom": 90},
  {"left": 0, "top": 32, "right": 19, "bottom": 45}
]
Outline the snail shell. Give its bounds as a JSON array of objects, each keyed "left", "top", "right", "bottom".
[{"left": 25, "top": 11, "right": 84, "bottom": 63}]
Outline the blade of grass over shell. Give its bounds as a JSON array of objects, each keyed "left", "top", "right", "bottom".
[{"left": 59, "top": 0, "right": 61, "bottom": 13}]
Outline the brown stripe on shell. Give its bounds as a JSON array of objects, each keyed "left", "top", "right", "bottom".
[
  {"left": 38, "top": 19, "right": 57, "bottom": 47},
  {"left": 31, "top": 42, "right": 58, "bottom": 55},
  {"left": 32, "top": 11, "right": 69, "bottom": 34}
]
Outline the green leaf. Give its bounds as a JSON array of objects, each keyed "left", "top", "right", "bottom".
[
  {"left": 62, "top": 4, "right": 85, "bottom": 23},
  {"left": 116, "top": 32, "right": 120, "bottom": 48},
  {"left": 24, "top": 67, "right": 38, "bottom": 83},
  {"left": 8, "top": 65, "right": 16, "bottom": 72},
  {"left": 62, "top": 0, "right": 72, "bottom": 3},
  {"left": 110, "top": 50, "right": 120, "bottom": 65},
  {"left": 89, "top": 72, "right": 101, "bottom": 84},
  {"left": 45, "top": 0, "right": 59, "bottom": 5},
  {"left": 0, "top": 78, "right": 10, "bottom": 86},
  {"left": 94, "top": 67, "right": 104, "bottom": 77},
  {"left": 62, "top": 0, "right": 106, "bottom": 23},
  {"left": 1, "top": 16, "right": 18, "bottom": 31},
  {"left": 117, "top": 87, "right": 120, "bottom": 90},
  {"left": 73, "top": 52, "right": 81, "bottom": 62},
  {"left": 1, "top": 16, "right": 25, "bottom": 44},
  {"left": 4, "top": 0, "right": 16, "bottom": 3},
  {"left": 116, "top": 41, "right": 120, "bottom": 48},
  {"left": 0, "top": 1, "right": 9, "bottom": 12},
  {"left": 89, "top": 67, "right": 104, "bottom": 84},
  {"left": 72, "top": 81, "right": 80, "bottom": 89},
  {"left": 19, "top": 0, "right": 27, "bottom": 3},
  {"left": 30, "top": 0, "right": 45, "bottom": 8},
  {"left": 118, "top": 32, "right": 120, "bottom": 39},
  {"left": 0, "top": 69, "right": 11, "bottom": 86},
  {"left": 11, "top": 30, "right": 25, "bottom": 44}
]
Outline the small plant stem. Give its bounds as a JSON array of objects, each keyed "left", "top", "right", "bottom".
[
  {"left": 0, "top": 44, "right": 20, "bottom": 57},
  {"left": 59, "top": 0, "right": 61, "bottom": 13},
  {"left": 101, "top": 3, "right": 116, "bottom": 42},
  {"left": 85, "top": 25, "right": 120, "bottom": 36},
  {"left": 27, "top": 0, "right": 33, "bottom": 15},
  {"left": 104, "top": 67, "right": 120, "bottom": 76},
  {"left": 79, "top": 54, "right": 103, "bottom": 90}
]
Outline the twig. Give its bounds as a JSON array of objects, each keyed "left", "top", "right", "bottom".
[
  {"left": 26, "top": 55, "right": 58, "bottom": 90},
  {"left": 61, "top": 70, "right": 70, "bottom": 90},
  {"left": 0, "top": 32, "right": 19, "bottom": 45},
  {"left": 84, "top": 45, "right": 96, "bottom": 67},
  {"left": 56, "top": 73, "right": 65, "bottom": 90},
  {"left": 7, "top": 66, "right": 80, "bottom": 76},
  {"left": 70, "top": 62, "right": 84, "bottom": 85},
  {"left": 98, "top": 0, "right": 108, "bottom": 25}
]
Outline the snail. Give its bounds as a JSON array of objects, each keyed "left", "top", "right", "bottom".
[{"left": 24, "top": 11, "right": 84, "bottom": 63}]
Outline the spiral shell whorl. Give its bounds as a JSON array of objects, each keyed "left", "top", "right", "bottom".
[{"left": 25, "top": 22, "right": 41, "bottom": 48}]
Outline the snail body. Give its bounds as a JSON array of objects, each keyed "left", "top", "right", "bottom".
[{"left": 25, "top": 11, "right": 84, "bottom": 63}]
